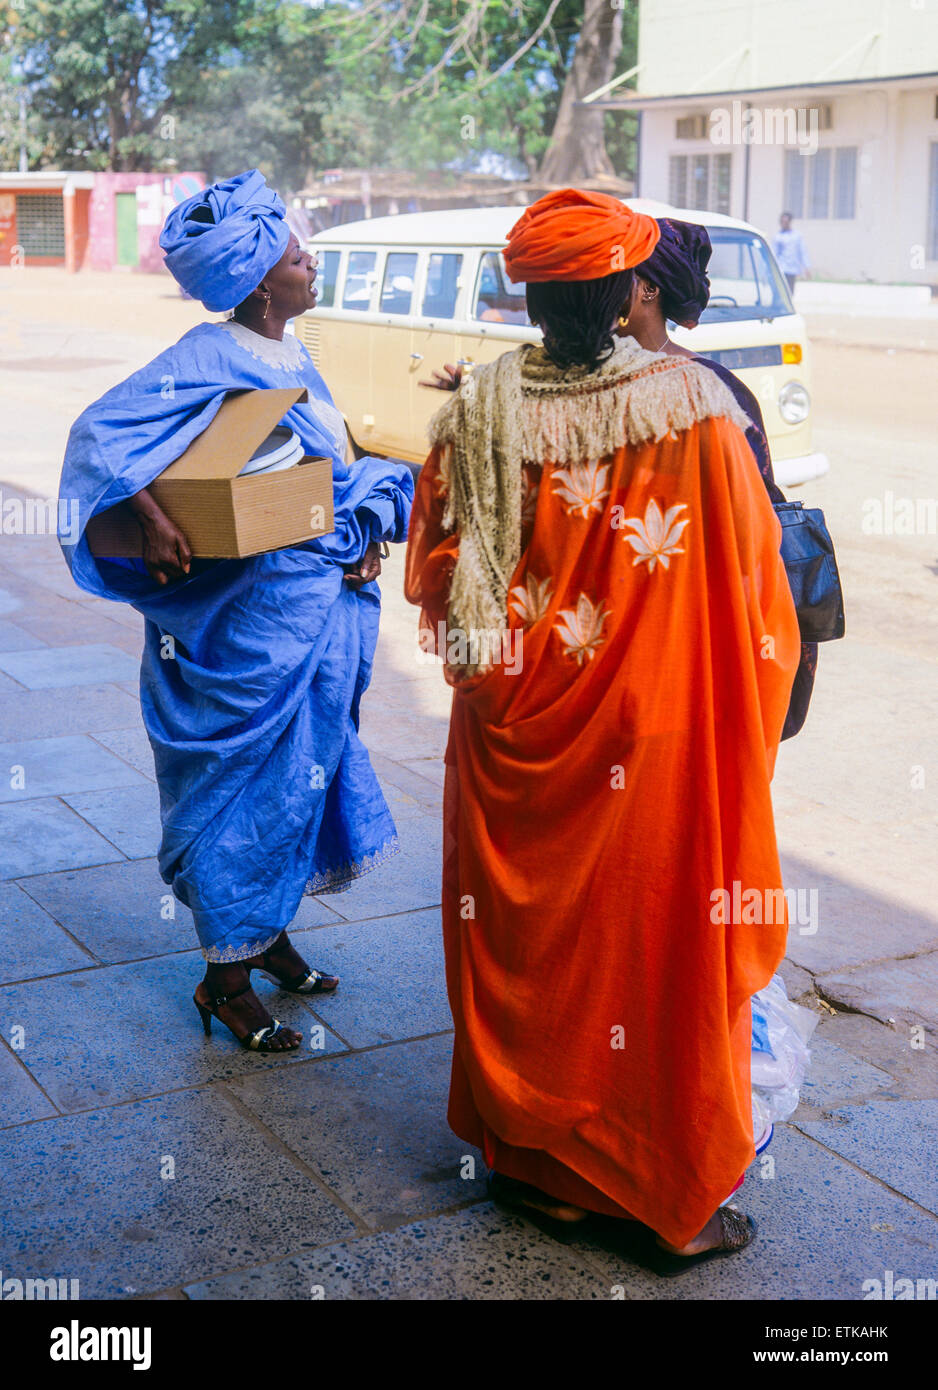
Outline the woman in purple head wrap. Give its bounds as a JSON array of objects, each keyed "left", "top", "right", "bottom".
[
  {"left": 619, "top": 215, "right": 817, "bottom": 740},
  {"left": 59, "top": 171, "right": 414, "bottom": 1054}
]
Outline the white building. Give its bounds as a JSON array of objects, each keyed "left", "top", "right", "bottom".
[{"left": 593, "top": 0, "right": 938, "bottom": 286}]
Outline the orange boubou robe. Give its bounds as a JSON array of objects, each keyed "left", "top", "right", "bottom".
[{"left": 405, "top": 352, "right": 800, "bottom": 1248}]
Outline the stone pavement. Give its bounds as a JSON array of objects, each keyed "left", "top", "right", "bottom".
[{"left": 0, "top": 490, "right": 936, "bottom": 1302}]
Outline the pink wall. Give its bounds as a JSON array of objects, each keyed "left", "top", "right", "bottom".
[{"left": 87, "top": 171, "right": 204, "bottom": 273}]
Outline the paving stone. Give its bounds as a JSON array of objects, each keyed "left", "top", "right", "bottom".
[
  {"left": 11, "top": 608, "right": 143, "bottom": 657},
  {"left": 91, "top": 727, "right": 156, "bottom": 781},
  {"left": 0, "top": 671, "right": 21, "bottom": 692},
  {"left": 0, "top": 798, "right": 122, "bottom": 879},
  {"left": 0, "top": 618, "right": 44, "bottom": 652},
  {"left": 796, "top": 1100, "right": 938, "bottom": 1216},
  {"left": 0, "top": 734, "right": 147, "bottom": 804},
  {"left": 0, "top": 951, "right": 349, "bottom": 1111},
  {"left": 318, "top": 810, "right": 442, "bottom": 921},
  {"left": 781, "top": 849, "right": 938, "bottom": 975},
  {"left": 818, "top": 954, "right": 938, "bottom": 1034},
  {"left": 0, "top": 643, "right": 139, "bottom": 690},
  {"left": 16, "top": 859, "right": 194, "bottom": 962},
  {"left": 228, "top": 1034, "right": 483, "bottom": 1228},
  {"left": 0, "top": 589, "right": 23, "bottom": 617},
  {"left": 0, "top": 1044, "right": 58, "bottom": 1126},
  {"left": 569, "top": 1123, "right": 938, "bottom": 1300},
  {"left": 289, "top": 908, "right": 449, "bottom": 1047},
  {"left": 0, "top": 683, "right": 141, "bottom": 739},
  {"left": 184, "top": 1204, "right": 605, "bottom": 1301},
  {"left": 797, "top": 1037, "right": 896, "bottom": 1111},
  {"left": 810, "top": 1013, "right": 938, "bottom": 1101},
  {"left": 400, "top": 757, "right": 445, "bottom": 789},
  {"left": 0, "top": 1088, "right": 357, "bottom": 1298},
  {"left": 0, "top": 882, "right": 94, "bottom": 983},
  {"left": 63, "top": 784, "right": 161, "bottom": 859},
  {"left": 358, "top": 703, "right": 448, "bottom": 763}
]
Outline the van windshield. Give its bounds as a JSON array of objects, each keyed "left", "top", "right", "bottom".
[
  {"left": 698, "top": 230, "right": 793, "bottom": 323},
  {"left": 471, "top": 230, "right": 792, "bottom": 329}
]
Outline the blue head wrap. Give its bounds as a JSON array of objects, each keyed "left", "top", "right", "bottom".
[
  {"left": 159, "top": 169, "right": 292, "bottom": 312},
  {"left": 639, "top": 217, "right": 712, "bottom": 326}
]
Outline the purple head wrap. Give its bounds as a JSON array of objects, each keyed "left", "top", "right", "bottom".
[
  {"left": 639, "top": 218, "right": 712, "bottom": 326},
  {"left": 159, "top": 169, "right": 291, "bottom": 313}
]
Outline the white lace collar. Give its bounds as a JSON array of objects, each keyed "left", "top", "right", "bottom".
[{"left": 219, "top": 319, "right": 305, "bottom": 373}]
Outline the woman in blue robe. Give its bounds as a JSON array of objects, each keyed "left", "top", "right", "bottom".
[{"left": 58, "top": 170, "right": 414, "bottom": 1053}]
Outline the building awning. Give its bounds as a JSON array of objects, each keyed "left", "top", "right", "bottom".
[
  {"left": 587, "top": 68, "right": 938, "bottom": 111},
  {"left": 0, "top": 171, "right": 95, "bottom": 194}
]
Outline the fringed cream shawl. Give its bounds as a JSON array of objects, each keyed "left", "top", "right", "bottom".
[{"left": 427, "top": 336, "right": 751, "bottom": 661}]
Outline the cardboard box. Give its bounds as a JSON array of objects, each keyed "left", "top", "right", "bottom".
[{"left": 85, "top": 386, "right": 334, "bottom": 559}]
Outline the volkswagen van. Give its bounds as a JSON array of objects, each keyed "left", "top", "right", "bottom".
[{"left": 298, "top": 200, "right": 828, "bottom": 488}]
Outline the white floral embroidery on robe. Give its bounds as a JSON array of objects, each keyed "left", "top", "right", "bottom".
[
  {"left": 620, "top": 499, "right": 690, "bottom": 573},
  {"left": 554, "top": 593, "right": 610, "bottom": 666},
  {"left": 509, "top": 572, "right": 553, "bottom": 626},
  {"left": 550, "top": 459, "right": 610, "bottom": 518}
]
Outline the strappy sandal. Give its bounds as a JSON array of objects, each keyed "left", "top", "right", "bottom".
[
  {"left": 639, "top": 1206, "right": 758, "bottom": 1279},
  {"left": 193, "top": 982, "right": 297, "bottom": 1052},
  {"left": 256, "top": 948, "right": 339, "bottom": 996}
]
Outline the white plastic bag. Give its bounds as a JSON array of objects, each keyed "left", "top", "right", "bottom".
[{"left": 751, "top": 973, "right": 818, "bottom": 1143}]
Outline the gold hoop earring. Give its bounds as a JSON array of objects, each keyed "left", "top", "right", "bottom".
[{"left": 617, "top": 316, "right": 629, "bottom": 328}]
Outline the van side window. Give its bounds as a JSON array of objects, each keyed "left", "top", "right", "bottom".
[
  {"left": 422, "top": 252, "right": 463, "bottom": 318},
  {"left": 342, "top": 250, "right": 378, "bottom": 310},
  {"left": 315, "top": 250, "right": 340, "bottom": 308},
  {"left": 380, "top": 251, "right": 418, "bottom": 315},
  {"left": 473, "top": 251, "right": 530, "bottom": 325}
]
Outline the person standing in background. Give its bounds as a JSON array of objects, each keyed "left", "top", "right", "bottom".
[{"left": 774, "top": 212, "right": 809, "bottom": 296}]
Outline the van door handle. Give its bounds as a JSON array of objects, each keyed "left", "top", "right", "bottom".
[{"left": 410, "top": 352, "right": 424, "bottom": 361}]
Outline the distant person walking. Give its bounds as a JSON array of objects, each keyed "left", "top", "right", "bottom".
[{"left": 774, "top": 212, "right": 809, "bottom": 297}]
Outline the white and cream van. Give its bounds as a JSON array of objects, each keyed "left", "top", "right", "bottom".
[{"left": 298, "top": 200, "right": 828, "bottom": 488}]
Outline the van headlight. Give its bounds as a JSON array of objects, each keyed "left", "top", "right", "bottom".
[{"left": 778, "top": 380, "right": 810, "bottom": 424}]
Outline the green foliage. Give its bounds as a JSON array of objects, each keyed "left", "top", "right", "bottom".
[{"left": 4, "top": 0, "right": 639, "bottom": 187}]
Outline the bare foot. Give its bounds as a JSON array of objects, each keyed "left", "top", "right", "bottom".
[{"left": 656, "top": 1207, "right": 751, "bottom": 1256}]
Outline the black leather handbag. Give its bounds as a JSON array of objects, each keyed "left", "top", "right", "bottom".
[{"left": 774, "top": 501, "right": 845, "bottom": 643}]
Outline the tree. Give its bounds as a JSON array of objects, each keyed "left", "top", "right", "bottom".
[
  {"left": 8, "top": 0, "right": 249, "bottom": 171},
  {"left": 538, "top": 0, "right": 631, "bottom": 182}
]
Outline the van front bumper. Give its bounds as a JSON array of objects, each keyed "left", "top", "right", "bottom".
[{"left": 773, "top": 452, "right": 829, "bottom": 488}]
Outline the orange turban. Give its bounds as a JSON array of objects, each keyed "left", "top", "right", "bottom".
[{"left": 503, "top": 188, "right": 660, "bottom": 284}]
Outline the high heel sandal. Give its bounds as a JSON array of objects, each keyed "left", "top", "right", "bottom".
[
  {"left": 193, "top": 981, "right": 297, "bottom": 1052},
  {"left": 256, "top": 947, "right": 339, "bottom": 996}
]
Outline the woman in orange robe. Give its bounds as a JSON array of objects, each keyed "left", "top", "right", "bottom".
[{"left": 405, "top": 191, "right": 801, "bottom": 1272}]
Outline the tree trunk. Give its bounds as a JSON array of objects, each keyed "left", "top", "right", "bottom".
[{"left": 538, "top": 0, "right": 622, "bottom": 184}]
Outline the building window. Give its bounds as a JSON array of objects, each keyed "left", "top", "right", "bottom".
[
  {"left": 833, "top": 148, "right": 857, "bottom": 220},
  {"left": 15, "top": 194, "right": 65, "bottom": 256},
  {"left": 787, "top": 146, "right": 857, "bottom": 220},
  {"left": 809, "top": 150, "right": 831, "bottom": 218},
  {"left": 783, "top": 150, "right": 805, "bottom": 218},
  {"left": 929, "top": 144, "right": 938, "bottom": 261},
  {"left": 668, "top": 155, "right": 687, "bottom": 206},
  {"left": 712, "top": 153, "right": 732, "bottom": 214},
  {"left": 670, "top": 152, "right": 731, "bottom": 213}
]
